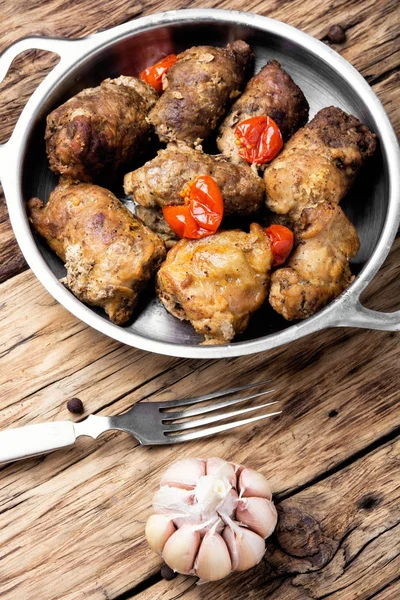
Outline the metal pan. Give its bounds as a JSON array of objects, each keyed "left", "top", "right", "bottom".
[{"left": 0, "top": 9, "right": 399, "bottom": 358}]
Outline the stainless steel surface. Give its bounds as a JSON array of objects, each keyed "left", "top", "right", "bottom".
[
  {"left": 0, "top": 9, "right": 399, "bottom": 359},
  {"left": 0, "top": 381, "right": 279, "bottom": 462}
]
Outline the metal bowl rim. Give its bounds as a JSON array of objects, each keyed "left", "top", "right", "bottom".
[{"left": 2, "top": 8, "right": 399, "bottom": 358}]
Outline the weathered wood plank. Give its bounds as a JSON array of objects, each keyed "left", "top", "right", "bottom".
[
  {"left": 0, "top": 0, "right": 398, "bottom": 282},
  {"left": 133, "top": 438, "right": 400, "bottom": 600},
  {"left": 371, "top": 71, "right": 400, "bottom": 134},
  {"left": 0, "top": 196, "right": 27, "bottom": 284},
  {"left": 0, "top": 253, "right": 398, "bottom": 598},
  {"left": 374, "top": 579, "right": 400, "bottom": 600}
]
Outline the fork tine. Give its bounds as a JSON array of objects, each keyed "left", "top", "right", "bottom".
[
  {"left": 157, "top": 379, "right": 272, "bottom": 409},
  {"left": 164, "top": 410, "right": 282, "bottom": 443},
  {"left": 161, "top": 389, "right": 276, "bottom": 420},
  {"left": 164, "top": 400, "right": 280, "bottom": 432}
]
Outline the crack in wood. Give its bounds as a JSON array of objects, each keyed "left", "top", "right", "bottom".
[
  {"left": 276, "top": 425, "right": 400, "bottom": 502},
  {"left": 344, "top": 522, "right": 399, "bottom": 571},
  {"left": 368, "top": 65, "right": 399, "bottom": 87},
  {"left": 115, "top": 572, "right": 163, "bottom": 599},
  {"left": 365, "top": 575, "right": 400, "bottom": 600},
  {"left": 0, "top": 331, "right": 39, "bottom": 360},
  {"left": 90, "top": 359, "right": 189, "bottom": 415}
]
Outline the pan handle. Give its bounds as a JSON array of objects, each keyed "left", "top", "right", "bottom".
[
  {"left": 0, "top": 35, "right": 89, "bottom": 181},
  {"left": 0, "top": 36, "right": 86, "bottom": 85},
  {"left": 331, "top": 297, "right": 400, "bottom": 331}
]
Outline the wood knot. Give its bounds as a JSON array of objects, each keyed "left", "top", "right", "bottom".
[
  {"left": 357, "top": 493, "right": 382, "bottom": 511},
  {"left": 265, "top": 502, "right": 337, "bottom": 575}
]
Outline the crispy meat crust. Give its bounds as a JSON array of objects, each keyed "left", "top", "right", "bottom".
[
  {"left": 217, "top": 60, "right": 309, "bottom": 161},
  {"left": 269, "top": 203, "right": 360, "bottom": 320},
  {"left": 45, "top": 76, "right": 158, "bottom": 183},
  {"left": 156, "top": 224, "right": 273, "bottom": 344},
  {"left": 149, "top": 41, "right": 253, "bottom": 146},
  {"left": 123, "top": 144, "right": 265, "bottom": 217},
  {"left": 28, "top": 181, "right": 166, "bottom": 324},
  {"left": 264, "top": 106, "right": 376, "bottom": 221}
]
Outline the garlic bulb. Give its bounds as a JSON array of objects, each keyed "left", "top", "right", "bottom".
[{"left": 145, "top": 457, "right": 277, "bottom": 582}]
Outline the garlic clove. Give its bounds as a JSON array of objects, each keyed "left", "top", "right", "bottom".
[
  {"left": 145, "top": 514, "right": 176, "bottom": 555},
  {"left": 194, "top": 530, "right": 232, "bottom": 581},
  {"left": 162, "top": 527, "right": 201, "bottom": 575},
  {"left": 160, "top": 458, "right": 205, "bottom": 490},
  {"left": 238, "top": 468, "right": 272, "bottom": 499},
  {"left": 236, "top": 497, "right": 278, "bottom": 538},
  {"left": 223, "top": 525, "right": 266, "bottom": 571},
  {"left": 206, "top": 457, "right": 237, "bottom": 487}
]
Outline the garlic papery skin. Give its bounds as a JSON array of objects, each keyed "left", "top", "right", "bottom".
[
  {"left": 220, "top": 525, "right": 239, "bottom": 570},
  {"left": 217, "top": 488, "right": 238, "bottom": 523},
  {"left": 194, "top": 529, "right": 232, "bottom": 581},
  {"left": 195, "top": 474, "right": 232, "bottom": 513},
  {"left": 206, "top": 457, "right": 237, "bottom": 487},
  {"left": 236, "top": 497, "right": 278, "bottom": 538},
  {"left": 153, "top": 485, "right": 194, "bottom": 516},
  {"left": 223, "top": 525, "right": 266, "bottom": 571},
  {"left": 145, "top": 514, "right": 176, "bottom": 555},
  {"left": 239, "top": 468, "right": 272, "bottom": 499},
  {"left": 160, "top": 458, "right": 206, "bottom": 490},
  {"left": 162, "top": 527, "right": 201, "bottom": 575}
]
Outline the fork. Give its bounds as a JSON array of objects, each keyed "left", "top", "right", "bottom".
[{"left": 0, "top": 381, "right": 281, "bottom": 464}]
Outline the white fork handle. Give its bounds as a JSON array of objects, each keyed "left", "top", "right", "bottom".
[
  {"left": 0, "top": 421, "right": 77, "bottom": 463},
  {"left": 0, "top": 415, "right": 112, "bottom": 464}
]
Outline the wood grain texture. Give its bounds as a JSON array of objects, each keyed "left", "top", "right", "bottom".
[
  {"left": 134, "top": 439, "right": 400, "bottom": 600},
  {"left": 0, "top": 0, "right": 399, "bottom": 599}
]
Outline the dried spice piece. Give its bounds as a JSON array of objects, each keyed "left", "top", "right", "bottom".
[
  {"left": 160, "top": 564, "right": 177, "bottom": 580},
  {"left": 67, "top": 398, "right": 84, "bottom": 414},
  {"left": 327, "top": 25, "right": 346, "bottom": 44}
]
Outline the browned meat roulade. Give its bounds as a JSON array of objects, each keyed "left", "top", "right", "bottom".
[
  {"left": 45, "top": 76, "right": 158, "bottom": 183},
  {"left": 268, "top": 202, "right": 360, "bottom": 320},
  {"left": 28, "top": 181, "right": 166, "bottom": 325},
  {"left": 156, "top": 224, "right": 274, "bottom": 344},
  {"left": 149, "top": 41, "right": 253, "bottom": 146},
  {"left": 264, "top": 106, "right": 376, "bottom": 222},
  {"left": 135, "top": 205, "right": 178, "bottom": 248},
  {"left": 123, "top": 144, "right": 265, "bottom": 217},
  {"left": 217, "top": 59, "right": 309, "bottom": 162}
]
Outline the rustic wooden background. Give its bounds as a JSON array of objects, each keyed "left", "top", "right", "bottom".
[{"left": 0, "top": 1, "right": 399, "bottom": 599}]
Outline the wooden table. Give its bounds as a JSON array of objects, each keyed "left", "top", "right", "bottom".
[{"left": 0, "top": 1, "right": 399, "bottom": 598}]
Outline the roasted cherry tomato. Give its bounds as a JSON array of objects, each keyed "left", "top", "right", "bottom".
[
  {"left": 235, "top": 116, "right": 283, "bottom": 165},
  {"left": 139, "top": 54, "right": 177, "bottom": 93},
  {"left": 162, "top": 175, "right": 224, "bottom": 239},
  {"left": 265, "top": 224, "right": 294, "bottom": 266}
]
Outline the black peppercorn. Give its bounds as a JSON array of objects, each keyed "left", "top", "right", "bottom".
[
  {"left": 67, "top": 397, "right": 84, "bottom": 414},
  {"left": 327, "top": 25, "right": 346, "bottom": 44},
  {"left": 161, "top": 564, "right": 177, "bottom": 581}
]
